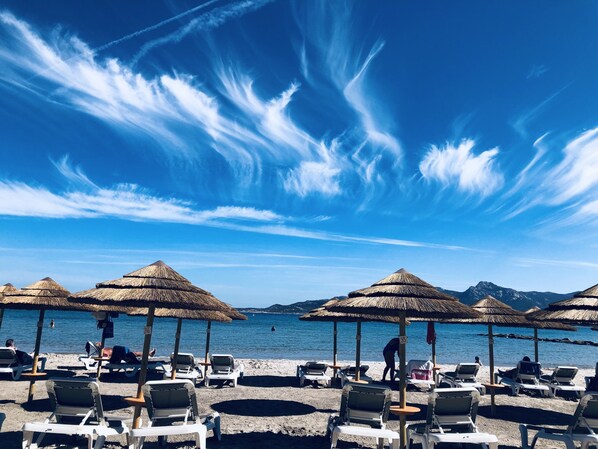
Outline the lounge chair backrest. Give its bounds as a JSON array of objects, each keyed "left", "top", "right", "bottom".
[
  {"left": 85, "top": 341, "right": 100, "bottom": 357},
  {"left": 304, "top": 362, "right": 327, "bottom": 374},
  {"left": 343, "top": 365, "right": 370, "bottom": 376},
  {"left": 143, "top": 379, "right": 199, "bottom": 423},
  {"left": 408, "top": 360, "right": 433, "bottom": 380},
  {"left": 171, "top": 353, "right": 195, "bottom": 370},
  {"left": 427, "top": 387, "right": 479, "bottom": 432},
  {"left": 0, "top": 348, "right": 17, "bottom": 367},
  {"left": 568, "top": 393, "right": 598, "bottom": 435},
  {"left": 517, "top": 361, "right": 541, "bottom": 381},
  {"left": 552, "top": 366, "right": 578, "bottom": 383},
  {"left": 339, "top": 383, "right": 392, "bottom": 428},
  {"left": 46, "top": 378, "right": 104, "bottom": 424},
  {"left": 210, "top": 354, "right": 235, "bottom": 374},
  {"left": 455, "top": 363, "right": 479, "bottom": 379}
]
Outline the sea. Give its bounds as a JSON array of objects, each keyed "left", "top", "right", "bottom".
[{"left": 0, "top": 310, "right": 596, "bottom": 368}]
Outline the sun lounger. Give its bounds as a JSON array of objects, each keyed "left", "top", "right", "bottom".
[
  {"left": 338, "top": 365, "right": 373, "bottom": 386},
  {"left": 130, "top": 379, "right": 221, "bottom": 449},
  {"left": 498, "top": 361, "right": 550, "bottom": 396},
  {"left": 520, "top": 392, "right": 598, "bottom": 449},
  {"left": 0, "top": 347, "right": 45, "bottom": 380},
  {"left": 407, "top": 387, "right": 498, "bottom": 449},
  {"left": 22, "top": 378, "right": 129, "bottom": 449},
  {"left": 327, "top": 382, "right": 399, "bottom": 449},
  {"left": 297, "top": 361, "right": 331, "bottom": 387},
  {"left": 438, "top": 363, "right": 486, "bottom": 395},
  {"left": 395, "top": 360, "right": 435, "bottom": 390},
  {"left": 540, "top": 366, "right": 585, "bottom": 398},
  {"left": 205, "top": 354, "right": 244, "bottom": 387},
  {"left": 162, "top": 353, "right": 204, "bottom": 386},
  {"left": 79, "top": 341, "right": 101, "bottom": 370},
  {"left": 104, "top": 359, "right": 165, "bottom": 378}
]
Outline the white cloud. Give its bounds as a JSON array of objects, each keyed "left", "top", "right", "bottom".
[
  {"left": 419, "top": 139, "right": 504, "bottom": 197},
  {"left": 283, "top": 141, "right": 342, "bottom": 196}
]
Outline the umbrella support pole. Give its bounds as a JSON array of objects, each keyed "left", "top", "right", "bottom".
[
  {"left": 333, "top": 321, "right": 338, "bottom": 379},
  {"left": 171, "top": 318, "right": 183, "bottom": 380},
  {"left": 133, "top": 306, "right": 155, "bottom": 429},
  {"left": 355, "top": 321, "right": 361, "bottom": 382},
  {"left": 431, "top": 338, "right": 437, "bottom": 384},
  {"left": 399, "top": 313, "right": 407, "bottom": 449},
  {"left": 533, "top": 328, "right": 539, "bottom": 363},
  {"left": 488, "top": 324, "right": 496, "bottom": 417},
  {"left": 27, "top": 309, "right": 45, "bottom": 403},
  {"left": 204, "top": 320, "right": 212, "bottom": 366},
  {"left": 96, "top": 334, "right": 107, "bottom": 380}
]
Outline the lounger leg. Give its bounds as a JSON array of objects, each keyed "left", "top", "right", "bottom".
[
  {"left": 213, "top": 414, "right": 222, "bottom": 441},
  {"left": 331, "top": 428, "right": 340, "bottom": 449},
  {"left": 22, "top": 430, "right": 34, "bottom": 449},
  {"left": 376, "top": 437, "right": 384, "bottom": 449},
  {"left": 519, "top": 424, "right": 530, "bottom": 449}
]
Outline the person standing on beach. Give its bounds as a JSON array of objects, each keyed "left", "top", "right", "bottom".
[{"left": 382, "top": 337, "right": 401, "bottom": 382}]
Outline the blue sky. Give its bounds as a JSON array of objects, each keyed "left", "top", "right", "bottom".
[{"left": 1, "top": 1, "right": 598, "bottom": 307}]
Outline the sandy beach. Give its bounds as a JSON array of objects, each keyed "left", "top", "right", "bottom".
[{"left": 0, "top": 354, "right": 593, "bottom": 449}]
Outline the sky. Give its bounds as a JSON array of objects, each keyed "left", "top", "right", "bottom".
[{"left": 1, "top": 1, "right": 598, "bottom": 307}]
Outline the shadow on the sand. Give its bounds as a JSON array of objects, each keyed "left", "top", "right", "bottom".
[
  {"left": 478, "top": 404, "right": 571, "bottom": 425},
  {"left": 95, "top": 370, "right": 163, "bottom": 384},
  {"left": 212, "top": 399, "right": 316, "bottom": 417},
  {"left": 21, "top": 394, "right": 128, "bottom": 413},
  {"left": 238, "top": 375, "right": 297, "bottom": 388}
]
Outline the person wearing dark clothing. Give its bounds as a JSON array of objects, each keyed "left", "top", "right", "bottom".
[
  {"left": 108, "top": 345, "right": 156, "bottom": 364},
  {"left": 382, "top": 337, "right": 401, "bottom": 382},
  {"left": 5, "top": 339, "right": 33, "bottom": 366},
  {"left": 586, "top": 362, "right": 598, "bottom": 392}
]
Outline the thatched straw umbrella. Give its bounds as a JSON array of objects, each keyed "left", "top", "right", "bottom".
[
  {"left": 524, "top": 307, "right": 575, "bottom": 362},
  {"left": 0, "top": 283, "right": 17, "bottom": 330},
  {"left": 68, "top": 261, "right": 232, "bottom": 428},
  {"left": 328, "top": 268, "right": 480, "bottom": 449},
  {"left": 300, "top": 298, "right": 404, "bottom": 378},
  {"left": 528, "top": 284, "right": 598, "bottom": 326},
  {"left": 1, "top": 278, "right": 76, "bottom": 402},
  {"left": 127, "top": 307, "right": 246, "bottom": 379}
]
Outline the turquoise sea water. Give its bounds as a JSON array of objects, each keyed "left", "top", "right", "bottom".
[{"left": 0, "top": 310, "right": 595, "bottom": 367}]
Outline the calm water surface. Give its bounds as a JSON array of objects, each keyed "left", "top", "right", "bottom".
[{"left": 0, "top": 310, "right": 595, "bottom": 367}]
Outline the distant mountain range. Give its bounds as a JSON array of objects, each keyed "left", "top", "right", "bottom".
[{"left": 237, "top": 281, "right": 575, "bottom": 314}]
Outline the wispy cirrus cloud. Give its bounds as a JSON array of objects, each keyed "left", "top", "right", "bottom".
[
  {"left": 419, "top": 139, "right": 504, "bottom": 197},
  {"left": 0, "top": 157, "right": 468, "bottom": 252}
]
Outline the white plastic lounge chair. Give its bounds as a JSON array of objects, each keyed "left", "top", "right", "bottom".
[
  {"left": 130, "top": 379, "right": 221, "bottom": 449},
  {"left": 395, "top": 360, "right": 435, "bottom": 390},
  {"left": 162, "top": 353, "right": 204, "bottom": 385},
  {"left": 297, "top": 361, "right": 331, "bottom": 387},
  {"left": 338, "top": 365, "right": 373, "bottom": 387},
  {"left": 520, "top": 392, "right": 598, "bottom": 449},
  {"left": 497, "top": 361, "right": 550, "bottom": 397},
  {"left": 407, "top": 387, "right": 498, "bottom": 449},
  {"left": 438, "top": 363, "right": 486, "bottom": 395},
  {"left": 327, "top": 383, "right": 399, "bottom": 449},
  {"left": 79, "top": 341, "right": 101, "bottom": 370},
  {"left": 205, "top": 354, "right": 244, "bottom": 387},
  {"left": 22, "top": 378, "right": 129, "bottom": 449},
  {"left": 104, "top": 359, "right": 165, "bottom": 378},
  {"left": 0, "top": 347, "right": 45, "bottom": 380},
  {"left": 540, "top": 366, "right": 585, "bottom": 398}
]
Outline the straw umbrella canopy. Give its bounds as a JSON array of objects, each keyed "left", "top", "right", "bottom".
[
  {"left": 528, "top": 284, "right": 598, "bottom": 326},
  {"left": 1, "top": 278, "right": 80, "bottom": 402},
  {"left": 68, "top": 260, "right": 233, "bottom": 428},
  {"left": 328, "top": 268, "right": 480, "bottom": 449},
  {"left": 0, "top": 283, "right": 17, "bottom": 330},
  {"left": 523, "top": 307, "right": 576, "bottom": 362},
  {"left": 300, "top": 298, "right": 405, "bottom": 377},
  {"left": 127, "top": 306, "right": 246, "bottom": 379}
]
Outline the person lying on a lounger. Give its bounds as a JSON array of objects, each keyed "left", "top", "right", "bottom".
[
  {"left": 5, "top": 339, "right": 34, "bottom": 365},
  {"left": 105, "top": 345, "right": 156, "bottom": 364},
  {"left": 498, "top": 356, "right": 536, "bottom": 379}
]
